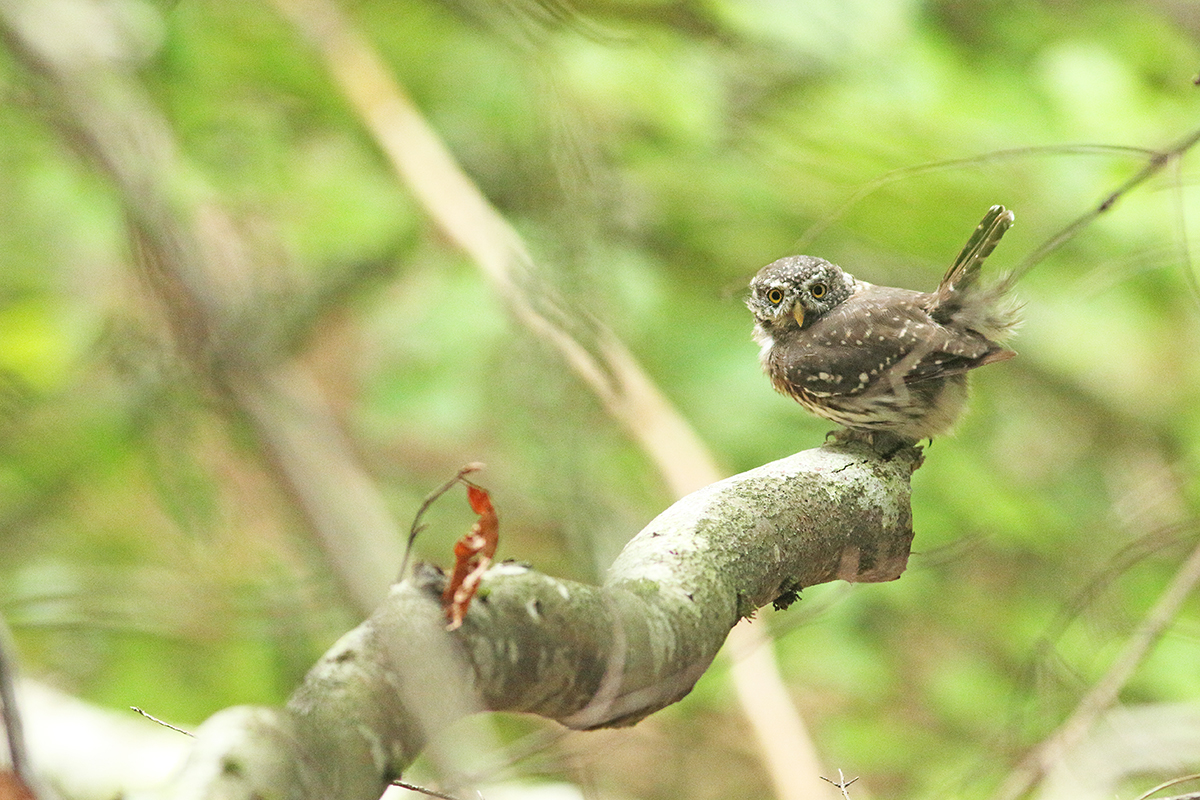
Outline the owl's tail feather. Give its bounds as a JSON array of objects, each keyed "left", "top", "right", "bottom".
[
  {"left": 940, "top": 204, "right": 1014, "bottom": 293},
  {"left": 932, "top": 205, "right": 1022, "bottom": 341}
]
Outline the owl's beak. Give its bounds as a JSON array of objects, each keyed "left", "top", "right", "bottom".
[{"left": 792, "top": 304, "right": 805, "bottom": 328}]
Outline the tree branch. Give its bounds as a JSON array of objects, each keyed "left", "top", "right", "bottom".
[{"left": 166, "top": 441, "right": 919, "bottom": 799}]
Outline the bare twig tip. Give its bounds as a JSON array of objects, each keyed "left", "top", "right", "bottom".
[
  {"left": 1131, "top": 771, "right": 1200, "bottom": 800},
  {"left": 391, "top": 778, "right": 468, "bottom": 800},
  {"left": 820, "top": 770, "right": 859, "bottom": 799},
  {"left": 131, "top": 706, "right": 194, "bottom": 737},
  {"left": 398, "top": 462, "right": 490, "bottom": 579}
]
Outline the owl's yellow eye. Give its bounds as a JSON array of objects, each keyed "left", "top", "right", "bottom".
[
  {"left": 810, "top": 283, "right": 828, "bottom": 299},
  {"left": 766, "top": 288, "right": 784, "bottom": 305}
]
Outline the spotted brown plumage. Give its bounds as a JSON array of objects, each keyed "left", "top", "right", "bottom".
[{"left": 746, "top": 206, "right": 1020, "bottom": 443}]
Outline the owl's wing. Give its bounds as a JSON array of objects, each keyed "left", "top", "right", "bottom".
[{"left": 780, "top": 289, "right": 1013, "bottom": 398}]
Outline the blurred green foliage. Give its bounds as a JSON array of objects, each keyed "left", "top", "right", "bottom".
[{"left": 2, "top": 0, "right": 1200, "bottom": 798}]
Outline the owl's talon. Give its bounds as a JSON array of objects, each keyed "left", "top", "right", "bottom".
[
  {"left": 826, "top": 427, "right": 868, "bottom": 444},
  {"left": 872, "top": 432, "right": 916, "bottom": 460},
  {"left": 822, "top": 427, "right": 920, "bottom": 460}
]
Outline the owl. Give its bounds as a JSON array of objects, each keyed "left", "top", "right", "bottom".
[{"left": 746, "top": 206, "right": 1020, "bottom": 443}]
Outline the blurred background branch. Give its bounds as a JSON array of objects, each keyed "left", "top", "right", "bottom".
[
  {"left": 0, "top": 613, "right": 35, "bottom": 797},
  {"left": 1, "top": 0, "right": 403, "bottom": 614},
  {"left": 996, "top": 530, "right": 1200, "bottom": 800}
]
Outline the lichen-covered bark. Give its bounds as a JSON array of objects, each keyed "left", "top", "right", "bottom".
[{"left": 165, "top": 440, "right": 919, "bottom": 800}]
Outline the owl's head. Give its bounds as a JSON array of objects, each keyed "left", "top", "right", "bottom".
[{"left": 746, "top": 255, "right": 856, "bottom": 332}]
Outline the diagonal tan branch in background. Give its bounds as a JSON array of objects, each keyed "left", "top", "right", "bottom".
[
  {"left": 267, "top": 1, "right": 836, "bottom": 798},
  {"left": 269, "top": 0, "right": 720, "bottom": 501},
  {"left": 992, "top": 533, "right": 1200, "bottom": 800}
]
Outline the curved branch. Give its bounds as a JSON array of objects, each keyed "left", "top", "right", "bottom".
[{"left": 166, "top": 442, "right": 919, "bottom": 799}]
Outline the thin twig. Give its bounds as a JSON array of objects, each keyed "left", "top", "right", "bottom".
[
  {"left": 795, "top": 129, "right": 1200, "bottom": 302},
  {"left": 793, "top": 143, "right": 1159, "bottom": 253},
  {"left": 438, "top": 727, "right": 568, "bottom": 792},
  {"left": 1167, "top": 150, "right": 1200, "bottom": 309},
  {"left": 130, "top": 706, "right": 194, "bottom": 738},
  {"left": 1135, "top": 772, "right": 1200, "bottom": 800},
  {"left": 1013, "top": 522, "right": 1197, "bottom": 710},
  {"left": 1015, "top": 152, "right": 1178, "bottom": 277},
  {"left": 0, "top": 615, "right": 31, "bottom": 784},
  {"left": 1011, "top": 127, "right": 1200, "bottom": 283},
  {"left": 391, "top": 778, "right": 473, "bottom": 800},
  {"left": 992, "top": 535, "right": 1200, "bottom": 800},
  {"left": 398, "top": 463, "right": 485, "bottom": 580},
  {"left": 820, "top": 770, "right": 858, "bottom": 800}
]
